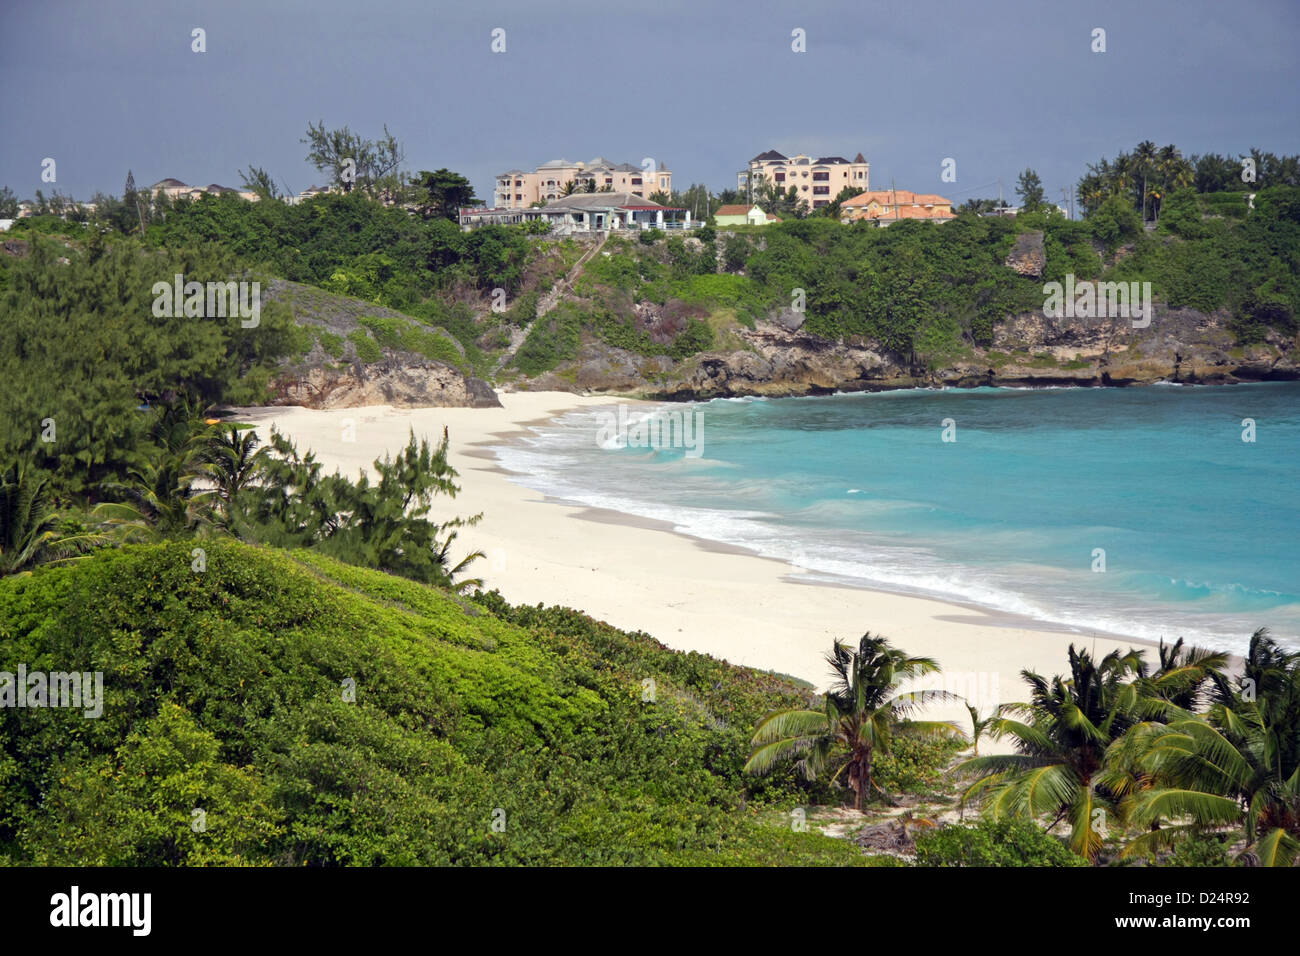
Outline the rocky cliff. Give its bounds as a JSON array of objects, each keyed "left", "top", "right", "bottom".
[
  {"left": 263, "top": 278, "right": 502, "bottom": 409},
  {"left": 262, "top": 242, "right": 1296, "bottom": 407},
  {"left": 270, "top": 358, "right": 501, "bottom": 408},
  {"left": 515, "top": 305, "right": 1297, "bottom": 400}
]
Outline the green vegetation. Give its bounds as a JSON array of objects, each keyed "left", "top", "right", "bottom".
[
  {"left": 1, "top": 539, "right": 878, "bottom": 866},
  {"left": 357, "top": 314, "right": 465, "bottom": 367},
  {"left": 737, "top": 627, "right": 1300, "bottom": 866},
  {"left": 948, "top": 633, "right": 1300, "bottom": 865},
  {"left": 144, "top": 191, "right": 538, "bottom": 304},
  {"left": 668, "top": 273, "right": 773, "bottom": 326},
  {"left": 915, "top": 818, "right": 1085, "bottom": 867},
  {"left": 347, "top": 327, "right": 382, "bottom": 363},
  {"left": 316, "top": 329, "right": 346, "bottom": 359},
  {"left": 712, "top": 183, "right": 1300, "bottom": 355},
  {"left": 1078, "top": 141, "right": 1299, "bottom": 220},
  {"left": 0, "top": 236, "right": 296, "bottom": 494},
  {"left": 744, "top": 634, "right": 963, "bottom": 811},
  {"left": 2, "top": 389, "right": 485, "bottom": 593},
  {"left": 511, "top": 303, "right": 583, "bottom": 376},
  {"left": 7, "top": 137, "right": 1294, "bottom": 396}
]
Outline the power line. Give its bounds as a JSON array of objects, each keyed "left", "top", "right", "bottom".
[{"left": 939, "top": 177, "right": 1003, "bottom": 199}]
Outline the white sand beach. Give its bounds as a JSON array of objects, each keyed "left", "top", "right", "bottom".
[{"left": 234, "top": 393, "right": 1145, "bottom": 731}]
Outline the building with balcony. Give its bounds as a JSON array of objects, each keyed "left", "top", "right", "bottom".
[
  {"left": 460, "top": 192, "right": 697, "bottom": 235},
  {"left": 493, "top": 157, "right": 672, "bottom": 208},
  {"left": 738, "top": 150, "right": 870, "bottom": 210}
]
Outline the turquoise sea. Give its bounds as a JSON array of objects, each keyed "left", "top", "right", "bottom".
[{"left": 493, "top": 382, "right": 1300, "bottom": 654}]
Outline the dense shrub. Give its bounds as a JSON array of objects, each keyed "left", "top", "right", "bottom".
[
  {"left": 511, "top": 303, "right": 583, "bottom": 375},
  {"left": 1090, "top": 194, "right": 1143, "bottom": 247},
  {"left": 914, "top": 818, "right": 1086, "bottom": 867},
  {"left": 1166, "top": 834, "right": 1233, "bottom": 867},
  {"left": 873, "top": 732, "right": 964, "bottom": 795},
  {"left": 316, "top": 329, "right": 346, "bottom": 358},
  {"left": 0, "top": 540, "right": 877, "bottom": 866},
  {"left": 0, "top": 236, "right": 296, "bottom": 494},
  {"left": 357, "top": 314, "right": 464, "bottom": 366},
  {"left": 347, "top": 327, "right": 382, "bottom": 363}
]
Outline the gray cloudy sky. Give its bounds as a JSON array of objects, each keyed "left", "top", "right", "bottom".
[{"left": 2, "top": 0, "right": 1297, "bottom": 207}]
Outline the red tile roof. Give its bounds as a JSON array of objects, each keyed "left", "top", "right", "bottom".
[{"left": 842, "top": 189, "right": 952, "bottom": 207}]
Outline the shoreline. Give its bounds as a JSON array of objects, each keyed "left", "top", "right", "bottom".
[
  {"left": 232, "top": 394, "right": 1161, "bottom": 737},
  {"left": 467, "top": 433, "right": 1160, "bottom": 652}
]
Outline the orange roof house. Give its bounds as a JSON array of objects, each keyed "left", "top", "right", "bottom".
[{"left": 840, "top": 189, "right": 955, "bottom": 226}]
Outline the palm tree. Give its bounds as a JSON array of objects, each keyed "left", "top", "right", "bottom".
[
  {"left": 199, "top": 424, "right": 263, "bottom": 523},
  {"left": 1151, "top": 145, "right": 1193, "bottom": 223},
  {"left": 93, "top": 400, "right": 220, "bottom": 539},
  {"left": 561, "top": 180, "right": 578, "bottom": 197},
  {"left": 960, "top": 645, "right": 1147, "bottom": 860},
  {"left": 1111, "top": 152, "right": 1135, "bottom": 213},
  {"left": 745, "top": 633, "right": 960, "bottom": 811},
  {"left": 0, "top": 461, "right": 102, "bottom": 576},
  {"left": 93, "top": 455, "right": 211, "bottom": 540},
  {"left": 433, "top": 527, "right": 484, "bottom": 593},
  {"left": 1133, "top": 141, "right": 1158, "bottom": 222},
  {"left": 1138, "top": 637, "right": 1229, "bottom": 712},
  {"left": 1114, "top": 630, "right": 1300, "bottom": 865},
  {"left": 966, "top": 702, "right": 1007, "bottom": 757}
]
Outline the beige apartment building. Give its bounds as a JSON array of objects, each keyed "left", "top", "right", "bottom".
[
  {"left": 738, "top": 150, "right": 870, "bottom": 210},
  {"left": 150, "top": 178, "right": 261, "bottom": 202},
  {"left": 494, "top": 157, "right": 672, "bottom": 208}
]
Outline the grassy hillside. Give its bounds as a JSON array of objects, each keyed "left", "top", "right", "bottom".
[{"left": 0, "top": 539, "right": 892, "bottom": 866}]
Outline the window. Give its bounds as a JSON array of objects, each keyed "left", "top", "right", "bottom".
[
  {"left": 813, "top": 200, "right": 828, "bottom": 208},
  {"left": 660, "top": 177, "right": 667, "bottom": 188},
  {"left": 515, "top": 194, "right": 522, "bottom": 201},
  {"left": 774, "top": 173, "right": 785, "bottom": 182},
  {"left": 631, "top": 177, "right": 642, "bottom": 185},
  {"left": 813, "top": 186, "right": 829, "bottom": 195},
  {"left": 813, "top": 172, "right": 829, "bottom": 181}
]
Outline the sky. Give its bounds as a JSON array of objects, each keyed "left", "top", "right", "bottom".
[{"left": 2, "top": 0, "right": 1297, "bottom": 210}]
